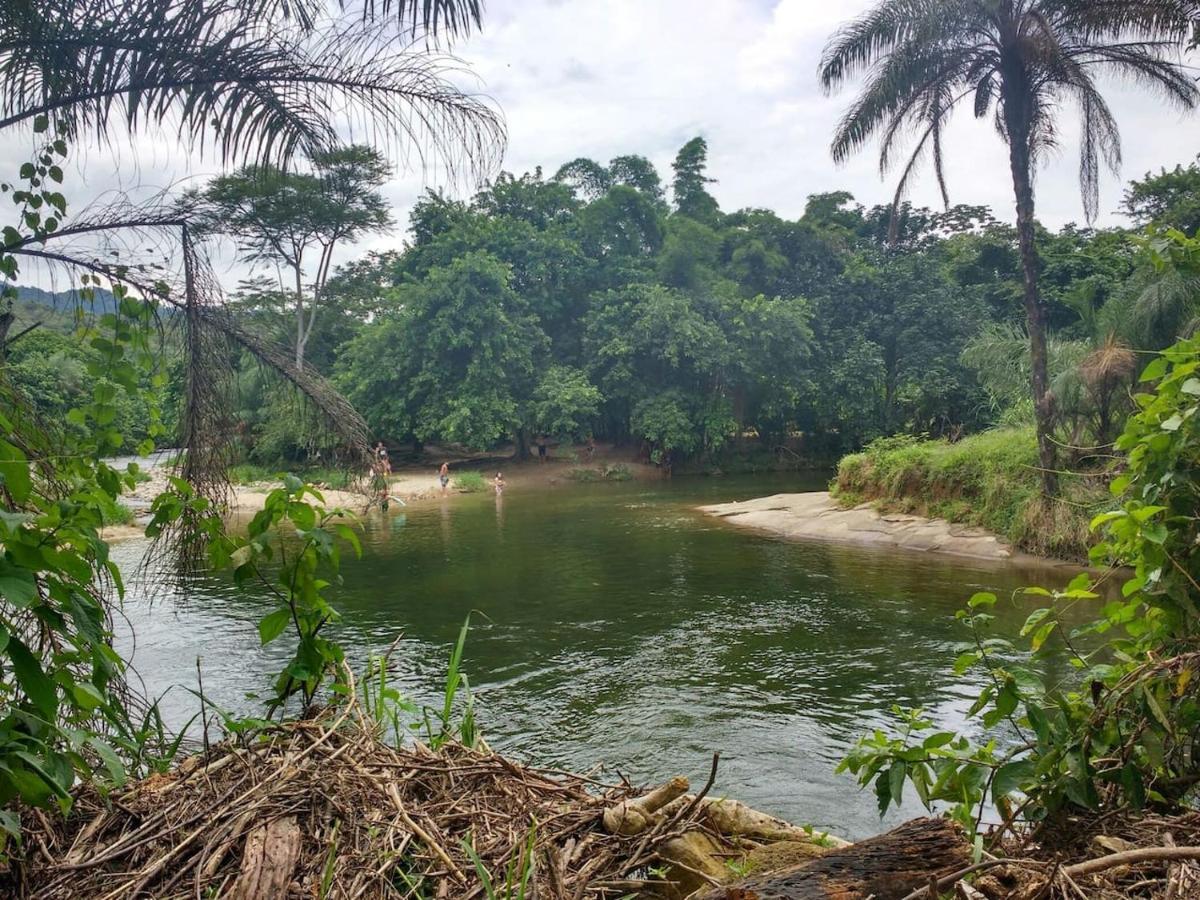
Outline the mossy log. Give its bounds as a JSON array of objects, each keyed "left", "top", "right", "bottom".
[{"left": 697, "top": 817, "right": 969, "bottom": 900}]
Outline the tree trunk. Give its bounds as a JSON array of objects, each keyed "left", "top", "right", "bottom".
[
  {"left": 513, "top": 427, "right": 531, "bottom": 461},
  {"left": 1004, "top": 102, "right": 1058, "bottom": 497},
  {"left": 698, "top": 817, "right": 969, "bottom": 900},
  {"left": 294, "top": 264, "right": 306, "bottom": 370}
]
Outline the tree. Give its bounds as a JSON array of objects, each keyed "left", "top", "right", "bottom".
[
  {"left": 199, "top": 145, "right": 393, "bottom": 367},
  {"left": 335, "top": 251, "right": 547, "bottom": 450},
  {"left": 1121, "top": 157, "right": 1200, "bottom": 234},
  {"left": 821, "top": 0, "right": 1199, "bottom": 496},
  {"left": 671, "top": 137, "right": 720, "bottom": 222}
]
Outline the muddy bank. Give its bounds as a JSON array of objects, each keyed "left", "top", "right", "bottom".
[{"left": 700, "top": 491, "right": 1018, "bottom": 561}]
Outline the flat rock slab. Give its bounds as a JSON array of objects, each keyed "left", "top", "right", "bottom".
[{"left": 700, "top": 491, "right": 1013, "bottom": 561}]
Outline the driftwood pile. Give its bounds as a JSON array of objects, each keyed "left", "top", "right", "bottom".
[
  {"left": 9, "top": 703, "right": 701, "bottom": 898},
  {"left": 6, "top": 693, "right": 1200, "bottom": 899}
]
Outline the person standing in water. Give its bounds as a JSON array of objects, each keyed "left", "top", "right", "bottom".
[
  {"left": 536, "top": 435, "right": 547, "bottom": 463},
  {"left": 492, "top": 472, "right": 505, "bottom": 495},
  {"left": 374, "top": 441, "right": 391, "bottom": 474},
  {"left": 439, "top": 462, "right": 450, "bottom": 496}
]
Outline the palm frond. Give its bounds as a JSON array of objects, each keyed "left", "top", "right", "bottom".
[
  {"left": 819, "top": 0, "right": 967, "bottom": 91},
  {"left": 0, "top": 0, "right": 504, "bottom": 172}
]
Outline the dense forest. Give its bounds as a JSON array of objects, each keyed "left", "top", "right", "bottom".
[
  {"left": 6, "top": 1, "right": 1200, "bottom": 896},
  {"left": 11, "top": 140, "right": 1200, "bottom": 470}
]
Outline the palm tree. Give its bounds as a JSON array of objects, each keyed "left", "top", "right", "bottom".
[{"left": 820, "top": 0, "right": 1199, "bottom": 496}]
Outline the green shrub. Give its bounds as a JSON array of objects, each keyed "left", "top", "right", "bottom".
[
  {"left": 565, "top": 463, "right": 632, "bottom": 483},
  {"left": 97, "top": 496, "right": 135, "bottom": 526},
  {"left": 228, "top": 462, "right": 277, "bottom": 485},
  {"left": 453, "top": 471, "right": 487, "bottom": 493}
]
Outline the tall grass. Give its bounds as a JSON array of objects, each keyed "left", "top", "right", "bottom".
[{"left": 833, "top": 428, "right": 1107, "bottom": 560}]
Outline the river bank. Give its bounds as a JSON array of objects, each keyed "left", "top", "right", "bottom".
[
  {"left": 700, "top": 491, "right": 1022, "bottom": 562},
  {"left": 100, "top": 453, "right": 666, "bottom": 541}
]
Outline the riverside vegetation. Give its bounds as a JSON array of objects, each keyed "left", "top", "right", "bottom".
[{"left": 5, "top": 0, "right": 1200, "bottom": 898}]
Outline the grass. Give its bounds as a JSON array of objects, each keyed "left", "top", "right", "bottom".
[
  {"left": 452, "top": 471, "right": 488, "bottom": 493},
  {"left": 97, "top": 495, "right": 135, "bottom": 526},
  {"left": 832, "top": 428, "right": 1109, "bottom": 561},
  {"left": 228, "top": 462, "right": 354, "bottom": 490}
]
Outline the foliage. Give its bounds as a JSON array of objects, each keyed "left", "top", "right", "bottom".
[
  {"left": 529, "top": 365, "right": 602, "bottom": 440},
  {"left": 565, "top": 463, "right": 632, "bottom": 483},
  {"left": 1122, "top": 157, "right": 1200, "bottom": 235},
  {"left": 0, "top": 131, "right": 174, "bottom": 852},
  {"left": 193, "top": 145, "right": 393, "bottom": 366},
  {"left": 335, "top": 251, "right": 543, "bottom": 449},
  {"left": 214, "top": 477, "right": 361, "bottom": 712},
  {"left": 0, "top": 0, "right": 501, "bottom": 170},
  {"left": 452, "top": 471, "right": 488, "bottom": 493},
  {"left": 840, "top": 336, "right": 1200, "bottom": 839},
  {"left": 821, "top": 0, "right": 1198, "bottom": 497}
]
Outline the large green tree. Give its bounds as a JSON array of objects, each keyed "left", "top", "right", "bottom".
[
  {"left": 196, "top": 146, "right": 392, "bottom": 368},
  {"left": 821, "top": 0, "right": 1199, "bottom": 496}
]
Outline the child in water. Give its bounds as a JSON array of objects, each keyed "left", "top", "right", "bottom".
[{"left": 493, "top": 472, "right": 506, "bottom": 495}]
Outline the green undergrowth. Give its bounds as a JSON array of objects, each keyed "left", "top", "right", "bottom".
[
  {"left": 564, "top": 463, "right": 632, "bottom": 482},
  {"left": 97, "top": 495, "right": 134, "bottom": 526},
  {"left": 452, "top": 471, "right": 488, "bottom": 493},
  {"left": 228, "top": 462, "right": 354, "bottom": 490},
  {"left": 833, "top": 428, "right": 1108, "bottom": 561}
]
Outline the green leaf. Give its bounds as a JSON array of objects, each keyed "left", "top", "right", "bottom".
[
  {"left": 87, "top": 737, "right": 127, "bottom": 786},
  {"left": 968, "top": 592, "right": 997, "bottom": 609},
  {"left": 8, "top": 637, "right": 58, "bottom": 721},
  {"left": 258, "top": 609, "right": 292, "bottom": 645},
  {"left": 992, "top": 760, "right": 1034, "bottom": 804},
  {"left": 0, "top": 439, "right": 32, "bottom": 503},
  {"left": 922, "top": 732, "right": 956, "bottom": 750},
  {"left": 887, "top": 760, "right": 906, "bottom": 809},
  {"left": 0, "top": 558, "right": 37, "bottom": 607},
  {"left": 1140, "top": 356, "right": 1168, "bottom": 382}
]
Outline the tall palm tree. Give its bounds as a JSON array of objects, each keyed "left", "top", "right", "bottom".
[{"left": 820, "top": 0, "right": 1199, "bottom": 496}]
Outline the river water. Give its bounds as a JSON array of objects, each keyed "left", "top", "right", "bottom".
[{"left": 109, "top": 473, "right": 1085, "bottom": 839}]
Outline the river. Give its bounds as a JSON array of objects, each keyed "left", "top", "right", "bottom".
[{"left": 109, "top": 472, "right": 1085, "bottom": 840}]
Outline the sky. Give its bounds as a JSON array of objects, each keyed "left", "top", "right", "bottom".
[{"left": 9, "top": 0, "right": 1200, "bottom": 287}]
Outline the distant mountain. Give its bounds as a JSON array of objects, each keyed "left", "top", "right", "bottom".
[{"left": 14, "top": 285, "right": 119, "bottom": 314}]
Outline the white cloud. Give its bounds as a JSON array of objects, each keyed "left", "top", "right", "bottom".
[{"left": 6, "top": 0, "right": 1200, "bottom": 290}]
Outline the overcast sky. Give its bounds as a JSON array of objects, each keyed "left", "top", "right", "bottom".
[{"left": 11, "top": 0, "right": 1200, "bottom": 288}]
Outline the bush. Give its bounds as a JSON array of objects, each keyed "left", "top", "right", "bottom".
[
  {"left": 564, "top": 463, "right": 632, "bottom": 483},
  {"left": 833, "top": 428, "right": 1104, "bottom": 560},
  {"left": 452, "top": 471, "right": 487, "bottom": 493},
  {"left": 98, "top": 497, "right": 135, "bottom": 526}
]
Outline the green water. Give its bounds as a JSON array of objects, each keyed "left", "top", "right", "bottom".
[{"left": 112, "top": 473, "right": 1085, "bottom": 839}]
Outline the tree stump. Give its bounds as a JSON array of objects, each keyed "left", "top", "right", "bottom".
[{"left": 697, "top": 818, "right": 969, "bottom": 900}]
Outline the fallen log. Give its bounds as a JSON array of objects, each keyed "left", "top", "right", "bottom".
[
  {"left": 229, "top": 817, "right": 301, "bottom": 900},
  {"left": 697, "top": 817, "right": 969, "bottom": 900}
]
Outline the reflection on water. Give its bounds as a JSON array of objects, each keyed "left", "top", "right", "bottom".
[{"left": 111, "top": 474, "right": 1088, "bottom": 839}]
